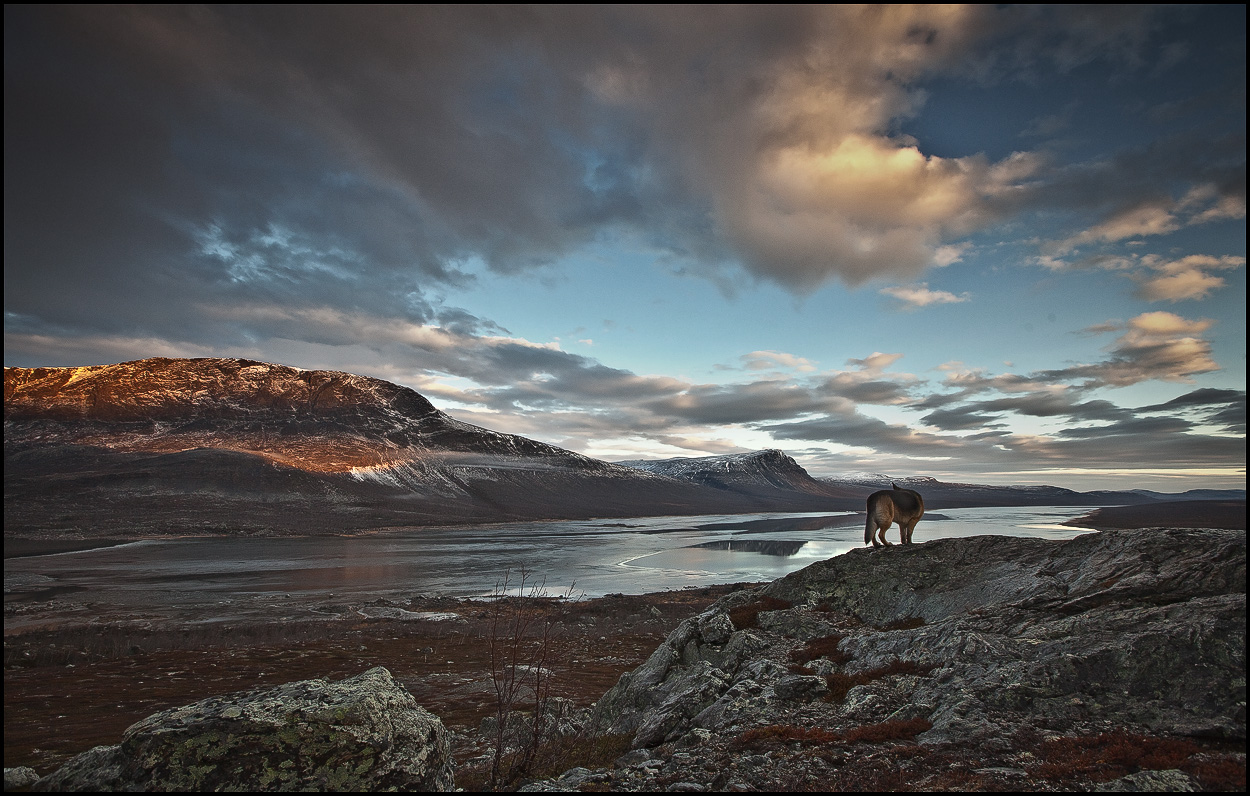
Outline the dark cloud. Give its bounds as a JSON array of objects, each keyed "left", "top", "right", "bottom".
[
  {"left": 1140, "top": 388, "right": 1247, "bottom": 434},
  {"left": 823, "top": 379, "right": 916, "bottom": 405},
  {"left": 8, "top": 2, "right": 1235, "bottom": 350},
  {"left": 1140, "top": 387, "right": 1245, "bottom": 411},
  {"left": 977, "top": 394, "right": 1127, "bottom": 421},
  {"left": 763, "top": 413, "right": 967, "bottom": 457},
  {"left": 3, "top": 6, "right": 1242, "bottom": 486},
  {"left": 1210, "top": 402, "right": 1247, "bottom": 435},
  {"left": 920, "top": 406, "right": 1008, "bottom": 431},
  {"left": 1055, "top": 416, "right": 1193, "bottom": 438},
  {"left": 766, "top": 406, "right": 1242, "bottom": 475}
]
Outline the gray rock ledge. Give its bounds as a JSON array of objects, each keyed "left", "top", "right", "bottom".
[{"left": 591, "top": 528, "right": 1246, "bottom": 748}]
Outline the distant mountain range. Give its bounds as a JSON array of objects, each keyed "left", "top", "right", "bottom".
[
  {"left": 809, "top": 473, "right": 1245, "bottom": 509},
  {"left": 4, "top": 358, "right": 1242, "bottom": 537}
]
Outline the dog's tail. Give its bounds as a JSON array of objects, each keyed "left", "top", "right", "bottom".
[{"left": 865, "top": 508, "right": 875, "bottom": 545}]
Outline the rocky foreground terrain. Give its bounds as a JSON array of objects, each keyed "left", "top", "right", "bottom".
[
  {"left": 11, "top": 527, "right": 1245, "bottom": 791},
  {"left": 566, "top": 527, "right": 1245, "bottom": 791}
]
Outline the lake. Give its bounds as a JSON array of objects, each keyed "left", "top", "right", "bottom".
[{"left": 3, "top": 506, "right": 1096, "bottom": 628}]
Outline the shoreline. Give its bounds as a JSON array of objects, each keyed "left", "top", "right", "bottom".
[{"left": 1063, "top": 499, "right": 1246, "bottom": 531}]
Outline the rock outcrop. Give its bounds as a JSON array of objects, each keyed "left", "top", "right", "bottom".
[
  {"left": 34, "top": 667, "right": 453, "bottom": 792},
  {"left": 578, "top": 529, "right": 1246, "bottom": 790}
]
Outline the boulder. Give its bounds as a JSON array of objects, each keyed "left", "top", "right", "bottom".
[
  {"left": 5, "top": 766, "right": 40, "bottom": 790},
  {"left": 35, "top": 667, "right": 453, "bottom": 792}
]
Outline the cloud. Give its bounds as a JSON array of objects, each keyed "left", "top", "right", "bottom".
[
  {"left": 846, "top": 352, "right": 905, "bottom": 372},
  {"left": 1133, "top": 254, "right": 1246, "bottom": 302},
  {"left": 914, "top": 311, "right": 1224, "bottom": 416},
  {"left": 1020, "top": 101, "right": 1079, "bottom": 138},
  {"left": 1058, "top": 201, "right": 1181, "bottom": 249},
  {"left": 1040, "top": 312, "right": 1219, "bottom": 387},
  {"left": 879, "top": 283, "right": 971, "bottom": 308},
  {"left": 1137, "top": 269, "right": 1226, "bottom": 302},
  {"left": 1140, "top": 388, "right": 1247, "bottom": 434},
  {"left": 769, "top": 401, "right": 1245, "bottom": 480},
  {"left": 921, "top": 390, "right": 1129, "bottom": 431},
  {"left": 1033, "top": 251, "right": 1243, "bottom": 302},
  {"left": 764, "top": 412, "right": 968, "bottom": 456},
  {"left": 4, "top": 2, "right": 1237, "bottom": 379},
  {"left": 741, "top": 351, "right": 817, "bottom": 372},
  {"left": 6, "top": 3, "right": 1165, "bottom": 311},
  {"left": 818, "top": 353, "right": 920, "bottom": 405},
  {"left": 1045, "top": 176, "right": 1247, "bottom": 256}
]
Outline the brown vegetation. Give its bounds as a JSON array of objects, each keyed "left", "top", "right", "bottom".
[
  {"left": 726, "top": 595, "right": 792, "bottom": 630},
  {"left": 788, "top": 633, "right": 851, "bottom": 667},
  {"left": 825, "top": 659, "right": 934, "bottom": 702},
  {"left": 1030, "top": 730, "right": 1245, "bottom": 790},
  {"left": 730, "top": 718, "right": 931, "bottom": 752},
  {"left": 2, "top": 586, "right": 743, "bottom": 775}
]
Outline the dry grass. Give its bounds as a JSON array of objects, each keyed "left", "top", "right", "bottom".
[
  {"left": 730, "top": 717, "right": 930, "bottom": 754},
  {"left": 788, "top": 634, "right": 850, "bottom": 667},
  {"left": 825, "top": 659, "right": 934, "bottom": 702},
  {"left": 843, "top": 717, "right": 933, "bottom": 743},
  {"left": 879, "top": 616, "right": 926, "bottom": 631},
  {"left": 726, "top": 595, "right": 792, "bottom": 630},
  {"left": 3, "top": 586, "right": 738, "bottom": 776},
  {"left": 1029, "top": 730, "right": 1246, "bottom": 789},
  {"left": 729, "top": 724, "right": 844, "bottom": 751},
  {"left": 456, "top": 732, "right": 633, "bottom": 792}
]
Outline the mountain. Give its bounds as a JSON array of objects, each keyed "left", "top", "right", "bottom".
[
  {"left": 8, "top": 357, "right": 1236, "bottom": 539},
  {"left": 615, "top": 450, "right": 860, "bottom": 509},
  {"left": 3, "top": 358, "right": 850, "bottom": 537},
  {"left": 614, "top": 456, "right": 1245, "bottom": 510},
  {"left": 812, "top": 473, "right": 1238, "bottom": 509}
]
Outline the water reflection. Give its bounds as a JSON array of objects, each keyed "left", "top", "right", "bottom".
[
  {"left": 4, "top": 506, "right": 1098, "bottom": 626},
  {"left": 689, "top": 539, "right": 807, "bottom": 556},
  {"left": 691, "top": 515, "right": 857, "bottom": 533}
]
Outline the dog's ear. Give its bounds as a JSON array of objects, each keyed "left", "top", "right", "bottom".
[{"left": 892, "top": 482, "right": 900, "bottom": 490}]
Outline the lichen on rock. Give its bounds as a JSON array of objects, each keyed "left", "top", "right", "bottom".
[
  {"left": 591, "top": 529, "right": 1246, "bottom": 751},
  {"left": 34, "top": 666, "right": 453, "bottom": 792}
]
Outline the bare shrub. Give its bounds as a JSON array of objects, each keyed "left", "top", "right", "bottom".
[{"left": 484, "top": 569, "right": 579, "bottom": 789}]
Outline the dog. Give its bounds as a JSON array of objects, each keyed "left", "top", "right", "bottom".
[{"left": 865, "top": 483, "right": 925, "bottom": 548}]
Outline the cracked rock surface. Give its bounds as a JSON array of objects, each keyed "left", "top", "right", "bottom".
[{"left": 563, "top": 529, "right": 1247, "bottom": 791}]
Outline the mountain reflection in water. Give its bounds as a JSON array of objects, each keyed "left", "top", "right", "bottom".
[
  {"left": 689, "top": 539, "right": 807, "bottom": 557},
  {"left": 3, "top": 507, "right": 1097, "bottom": 628}
]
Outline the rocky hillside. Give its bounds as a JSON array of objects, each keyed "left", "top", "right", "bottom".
[
  {"left": 5, "top": 357, "right": 602, "bottom": 472},
  {"left": 557, "top": 527, "right": 1246, "bottom": 791},
  {"left": 4, "top": 358, "right": 852, "bottom": 536}
]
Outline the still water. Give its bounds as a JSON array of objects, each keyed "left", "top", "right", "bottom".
[{"left": 4, "top": 507, "right": 1095, "bottom": 626}]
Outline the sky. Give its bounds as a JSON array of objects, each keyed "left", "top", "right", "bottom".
[{"left": 4, "top": 5, "right": 1246, "bottom": 491}]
